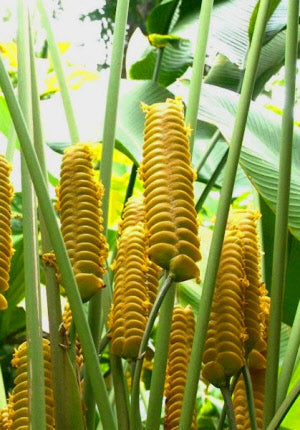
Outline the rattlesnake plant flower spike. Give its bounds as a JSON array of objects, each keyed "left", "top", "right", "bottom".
[
  {"left": 56, "top": 143, "right": 108, "bottom": 301},
  {"left": 202, "top": 228, "right": 247, "bottom": 388},
  {"left": 0, "top": 154, "right": 14, "bottom": 310},
  {"left": 228, "top": 209, "right": 266, "bottom": 354},
  {"left": 164, "top": 305, "right": 197, "bottom": 430},
  {"left": 108, "top": 196, "right": 160, "bottom": 359},
  {"left": 10, "top": 339, "right": 55, "bottom": 429},
  {"left": 62, "top": 301, "right": 84, "bottom": 369},
  {"left": 141, "top": 98, "right": 201, "bottom": 282}
]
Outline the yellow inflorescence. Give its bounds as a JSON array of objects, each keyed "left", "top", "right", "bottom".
[
  {"left": 228, "top": 210, "right": 265, "bottom": 354},
  {"left": 140, "top": 98, "right": 201, "bottom": 282},
  {"left": 0, "top": 154, "right": 14, "bottom": 310},
  {"left": 202, "top": 228, "right": 248, "bottom": 388},
  {"left": 62, "top": 301, "right": 84, "bottom": 370},
  {"left": 56, "top": 143, "right": 108, "bottom": 301},
  {"left": 164, "top": 305, "right": 196, "bottom": 430},
  {"left": 0, "top": 405, "right": 12, "bottom": 430},
  {"left": 9, "top": 339, "right": 55, "bottom": 429},
  {"left": 108, "top": 196, "right": 160, "bottom": 359}
]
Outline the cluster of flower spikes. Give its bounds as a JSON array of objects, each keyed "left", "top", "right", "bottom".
[
  {"left": 9, "top": 339, "right": 55, "bottom": 429},
  {"left": 56, "top": 143, "right": 108, "bottom": 301},
  {"left": 140, "top": 97, "right": 201, "bottom": 283},
  {"left": 233, "top": 283, "right": 270, "bottom": 430},
  {"left": 108, "top": 196, "right": 161, "bottom": 358},
  {"left": 62, "top": 301, "right": 84, "bottom": 370},
  {"left": 164, "top": 305, "right": 197, "bottom": 430},
  {"left": 202, "top": 225, "right": 248, "bottom": 388},
  {"left": 0, "top": 154, "right": 14, "bottom": 310}
]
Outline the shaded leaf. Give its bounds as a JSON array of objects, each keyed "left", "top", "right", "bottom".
[
  {"left": 248, "top": 0, "right": 286, "bottom": 43},
  {"left": 146, "top": 0, "right": 181, "bottom": 35}
]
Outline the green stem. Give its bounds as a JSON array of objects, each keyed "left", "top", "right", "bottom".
[
  {"left": 0, "top": 54, "right": 117, "bottom": 430},
  {"left": 99, "top": 331, "right": 111, "bottom": 355},
  {"left": 28, "top": 16, "right": 75, "bottom": 429},
  {"left": 0, "top": 367, "right": 7, "bottom": 408},
  {"left": 196, "top": 129, "right": 221, "bottom": 175},
  {"left": 5, "top": 122, "right": 16, "bottom": 163},
  {"left": 195, "top": 148, "right": 228, "bottom": 212},
  {"left": 111, "top": 355, "right": 130, "bottom": 430},
  {"left": 220, "top": 385, "right": 237, "bottom": 430},
  {"left": 152, "top": 48, "right": 164, "bottom": 82},
  {"left": 130, "top": 274, "right": 174, "bottom": 430},
  {"left": 242, "top": 366, "right": 258, "bottom": 430},
  {"left": 277, "top": 300, "right": 300, "bottom": 409},
  {"left": 264, "top": 0, "right": 299, "bottom": 425},
  {"left": 185, "top": 0, "right": 214, "bottom": 155},
  {"left": 267, "top": 380, "right": 300, "bottom": 430},
  {"left": 145, "top": 283, "right": 176, "bottom": 430},
  {"left": 36, "top": 0, "right": 80, "bottom": 144},
  {"left": 217, "top": 371, "right": 242, "bottom": 430},
  {"left": 17, "top": 3, "right": 46, "bottom": 429},
  {"left": 179, "top": 1, "right": 272, "bottom": 428}
]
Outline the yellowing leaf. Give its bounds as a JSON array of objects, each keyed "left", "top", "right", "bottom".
[{"left": 0, "top": 42, "right": 18, "bottom": 68}]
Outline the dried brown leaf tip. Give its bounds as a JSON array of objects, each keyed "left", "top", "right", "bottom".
[
  {"left": 164, "top": 305, "right": 196, "bottom": 430},
  {"left": 141, "top": 98, "right": 201, "bottom": 282},
  {"left": 56, "top": 143, "right": 108, "bottom": 301},
  {"left": 0, "top": 154, "right": 14, "bottom": 310},
  {"left": 202, "top": 228, "right": 248, "bottom": 388},
  {"left": 9, "top": 339, "right": 55, "bottom": 429},
  {"left": 108, "top": 196, "right": 160, "bottom": 358}
]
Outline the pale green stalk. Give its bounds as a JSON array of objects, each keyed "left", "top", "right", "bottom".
[
  {"left": 0, "top": 54, "right": 117, "bottom": 430},
  {"left": 145, "top": 283, "right": 176, "bottom": 430},
  {"left": 242, "top": 366, "right": 258, "bottom": 430},
  {"left": 86, "top": 0, "right": 130, "bottom": 424},
  {"left": 130, "top": 274, "right": 174, "bottom": 430},
  {"left": 267, "top": 380, "right": 300, "bottom": 430},
  {"left": 179, "top": 1, "right": 271, "bottom": 428},
  {"left": 196, "top": 129, "right": 221, "bottom": 174},
  {"left": 0, "top": 368, "right": 7, "bottom": 408},
  {"left": 36, "top": 0, "right": 79, "bottom": 143},
  {"left": 217, "top": 370, "right": 242, "bottom": 430},
  {"left": 277, "top": 300, "right": 300, "bottom": 408},
  {"left": 17, "top": 2, "right": 46, "bottom": 429},
  {"left": 152, "top": 48, "right": 164, "bottom": 82},
  {"left": 28, "top": 16, "right": 83, "bottom": 429},
  {"left": 111, "top": 355, "right": 130, "bottom": 430},
  {"left": 264, "top": 0, "right": 299, "bottom": 424},
  {"left": 185, "top": 0, "right": 214, "bottom": 155},
  {"left": 5, "top": 122, "right": 16, "bottom": 163}
]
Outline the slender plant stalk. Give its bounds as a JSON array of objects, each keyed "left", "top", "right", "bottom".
[
  {"left": 0, "top": 54, "right": 117, "bottom": 430},
  {"left": 179, "top": 1, "right": 272, "bottom": 428},
  {"left": 5, "top": 122, "right": 16, "bottom": 163},
  {"left": 196, "top": 129, "right": 221, "bottom": 175},
  {"left": 195, "top": 148, "right": 228, "bottom": 212},
  {"left": 277, "top": 300, "right": 300, "bottom": 408},
  {"left": 267, "top": 380, "right": 300, "bottom": 430},
  {"left": 36, "top": 0, "right": 79, "bottom": 144},
  {"left": 264, "top": 0, "right": 299, "bottom": 425},
  {"left": 185, "top": 0, "right": 214, "bottom": 155},
  {"left": 85, "top": 1, "right": 130, "bottom": 423},
  {"left": 130, "top": 274, "right": 174, "bottom": 430},
  {"left": 28, "top": 16, "right": 80, "bottom": 429},
  {"left": 0, "top": 368, "right": 7, "bottom": 408},
  {"left": 242, "top": 366, "right": 258, "bottom": 430},
  {"left": 145, "top": 283, "right": 176, "bottom": 430},
  {"left": 220, "top": 385, "right": 237, "bottom": 430},
  {"left": 111, "top": 355, "right": 130, "bottom": 430},
  {"left": 217, "top": 370, "right": 242, "bottom": 430},
  {"left": 152, "top": 48, "right": 164, "bottom": 82},
  {"left": 17, "top": 3, "right": 46, "bottom": 429}
]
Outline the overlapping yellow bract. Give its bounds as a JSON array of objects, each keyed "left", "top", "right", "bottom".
[
  {"left": 0, "top": 154, "right": 14, "bottom": 310},
  {"left": 108, "top": 196, "right": 160, "bottom": 358},
  {"left": 56, "top": 143, "right": 108, "bottom": 301},
  {"left": 202, "top": 227, "right": 248, "bottom": 387},
  {"left": 140, "top": 98, "right": 201, "bottom": 282},
  {"left": 9, "top": 339, "right": 55, "bottom": 429},
  {"left": 164, "top": 305, "right": 196, "bottom": 430}
]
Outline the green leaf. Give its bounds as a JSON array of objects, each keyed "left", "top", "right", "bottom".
[
  {"left": 0, "top": 95, "right": 11, "bottom": 138},
  {"left": 260, "top": 198, "right": 300, "bottom": 326},
  {"left": 128, "top": 38, "right": 193, "bottom": 87},
  {"left": 6, "top": 235, "right": 25, "bottom": 308},
  {"left": 148, "top": 33, "right": 181, "bottom": 49},
  {"left": 281, "top": 360, "right": 300, "bottom": 428},
  {"left": 146, "top": 0, "right": 181, "bottom": 35},
  {"left": 0, "top": 306, "right": 26, "bottom": 343}
]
